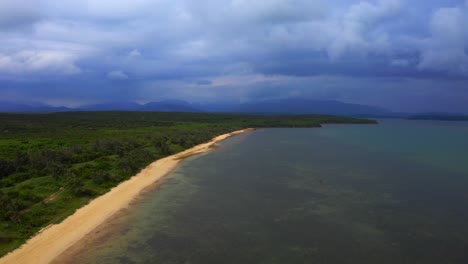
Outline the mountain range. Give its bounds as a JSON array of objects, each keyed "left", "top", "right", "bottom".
[
  {"left": 79, "top": 100, "right": 200, "bottom": 112},
  {"left": 0, "top": 98, "right": 446, "bottom": 118},
  {"left": 0, "top": 102, "right": 70, "bottom": 113}
]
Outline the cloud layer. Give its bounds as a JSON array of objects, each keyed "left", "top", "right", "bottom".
[{"left": 0, "top": 0, "right": 467, "bottom": 112}]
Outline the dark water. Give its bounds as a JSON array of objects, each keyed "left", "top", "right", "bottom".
[{"left": 69, "top": 119, "right": 468, "bottom": 264}]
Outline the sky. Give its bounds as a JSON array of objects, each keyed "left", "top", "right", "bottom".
[{"left": 0, "top": 0, "right": 467, "bottom": 113}]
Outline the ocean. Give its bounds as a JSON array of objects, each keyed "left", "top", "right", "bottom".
[{"left": 61, "top": 119, "right": 468, "bottom": 264}]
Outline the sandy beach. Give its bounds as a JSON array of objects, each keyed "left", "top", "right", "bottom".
[{"left": 0, "top": 128, "right": 253, "bottom": 264}]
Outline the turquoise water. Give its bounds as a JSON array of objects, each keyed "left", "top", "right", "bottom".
[{"left": 64, "top": 120, "right": 468, "bottom": 264}]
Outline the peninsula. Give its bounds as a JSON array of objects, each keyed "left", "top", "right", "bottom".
[{"left": 0, "top": 112, "right": 376, "bottom": 262}]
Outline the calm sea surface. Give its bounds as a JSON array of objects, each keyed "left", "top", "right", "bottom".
[{"left": 66, "top": 119, "right": 468, "bottom": 264}]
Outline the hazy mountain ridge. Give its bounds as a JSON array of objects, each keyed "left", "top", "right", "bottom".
[
  {"left": 0, "top": 102, "right": 72, "bottom": 113},
  {"left": 80, "top": 101, "right": 200, "bottom": 112},
  {"left": 0, "top": 101, "right": 201, "bottom": 113},
  {"left": 4, "top": 99, "right": 462, "bottom": 118},
  {"left": 226, "top": 99, "right": 390, "bottom": 116},
  {"left": 408, "top": 113, "right": 468, "bottom": 121}
]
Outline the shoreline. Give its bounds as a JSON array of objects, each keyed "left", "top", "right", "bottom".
[{"left": 0, "top": 128, "right": 254, "bottom": 264}]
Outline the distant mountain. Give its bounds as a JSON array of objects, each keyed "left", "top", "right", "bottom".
[
  {"left": 141, "top": 100, "right": 201, "bottom": 112},
  {"left": 0, "top": 99, "right": 391, "bottom": 116},
  {"left": 408, "top": 113, "right": 468, "bottom": 121},
  {"left": 0, "top": 102, "right": 71, "bottom": 113},
  {"left": 0, "top": 100, "right": 201, "bottom": 113},
  {"left": 80, "top": 102, "right": 142, "bottom": 111},
  {"left": 79, "top": 100, "right": 201, "bottom": 112},
  {"left": 203, "top": 99, "right": 391, "bottom": 116}
]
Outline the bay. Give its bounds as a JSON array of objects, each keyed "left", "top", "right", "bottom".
[{"left": 62, "top": 120, "right": 468, "bottom": 264}]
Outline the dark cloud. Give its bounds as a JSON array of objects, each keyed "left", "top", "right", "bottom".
[
  {"left": 0, "top": 0, "right": 467, "bottom": 112},
  {"left": 0, "top": 0, "right": 44, "bottom": 29},
  {"left": 417, "top": 6, "right": 468, "bottom": 75},
  {"left": 196, "top": 80, "right": 213, "bottom": 85},
  {"left": 107, "top": 70, "right": 129, "bottom": 80}
]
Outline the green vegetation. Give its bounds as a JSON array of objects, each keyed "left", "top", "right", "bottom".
[{"left": 0, "top": 111, "right": 376, "bottom": 256}]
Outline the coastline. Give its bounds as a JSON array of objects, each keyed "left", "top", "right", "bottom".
[{"left": 0, "top": 128, "right": 254, "bottom": 264}]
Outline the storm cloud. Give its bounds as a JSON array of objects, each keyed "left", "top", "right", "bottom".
[{"left": 0, "top": 0, "right": 467, "bottom": 112}]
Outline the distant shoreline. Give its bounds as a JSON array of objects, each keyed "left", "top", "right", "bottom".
[
  {"left": 0, "top": 128, "right": 254, "bottom": 264},
  {"left": 407, "top": 115, "right": 468, "bottom": 121}
]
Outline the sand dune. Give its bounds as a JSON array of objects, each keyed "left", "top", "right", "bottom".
[{"left": 0, "top": 129, "right": 253, "bottom": 264}]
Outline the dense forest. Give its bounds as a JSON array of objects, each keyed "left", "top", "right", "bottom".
[{"left": 0, "top": 111, "right": 376, "bottom": 256}]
